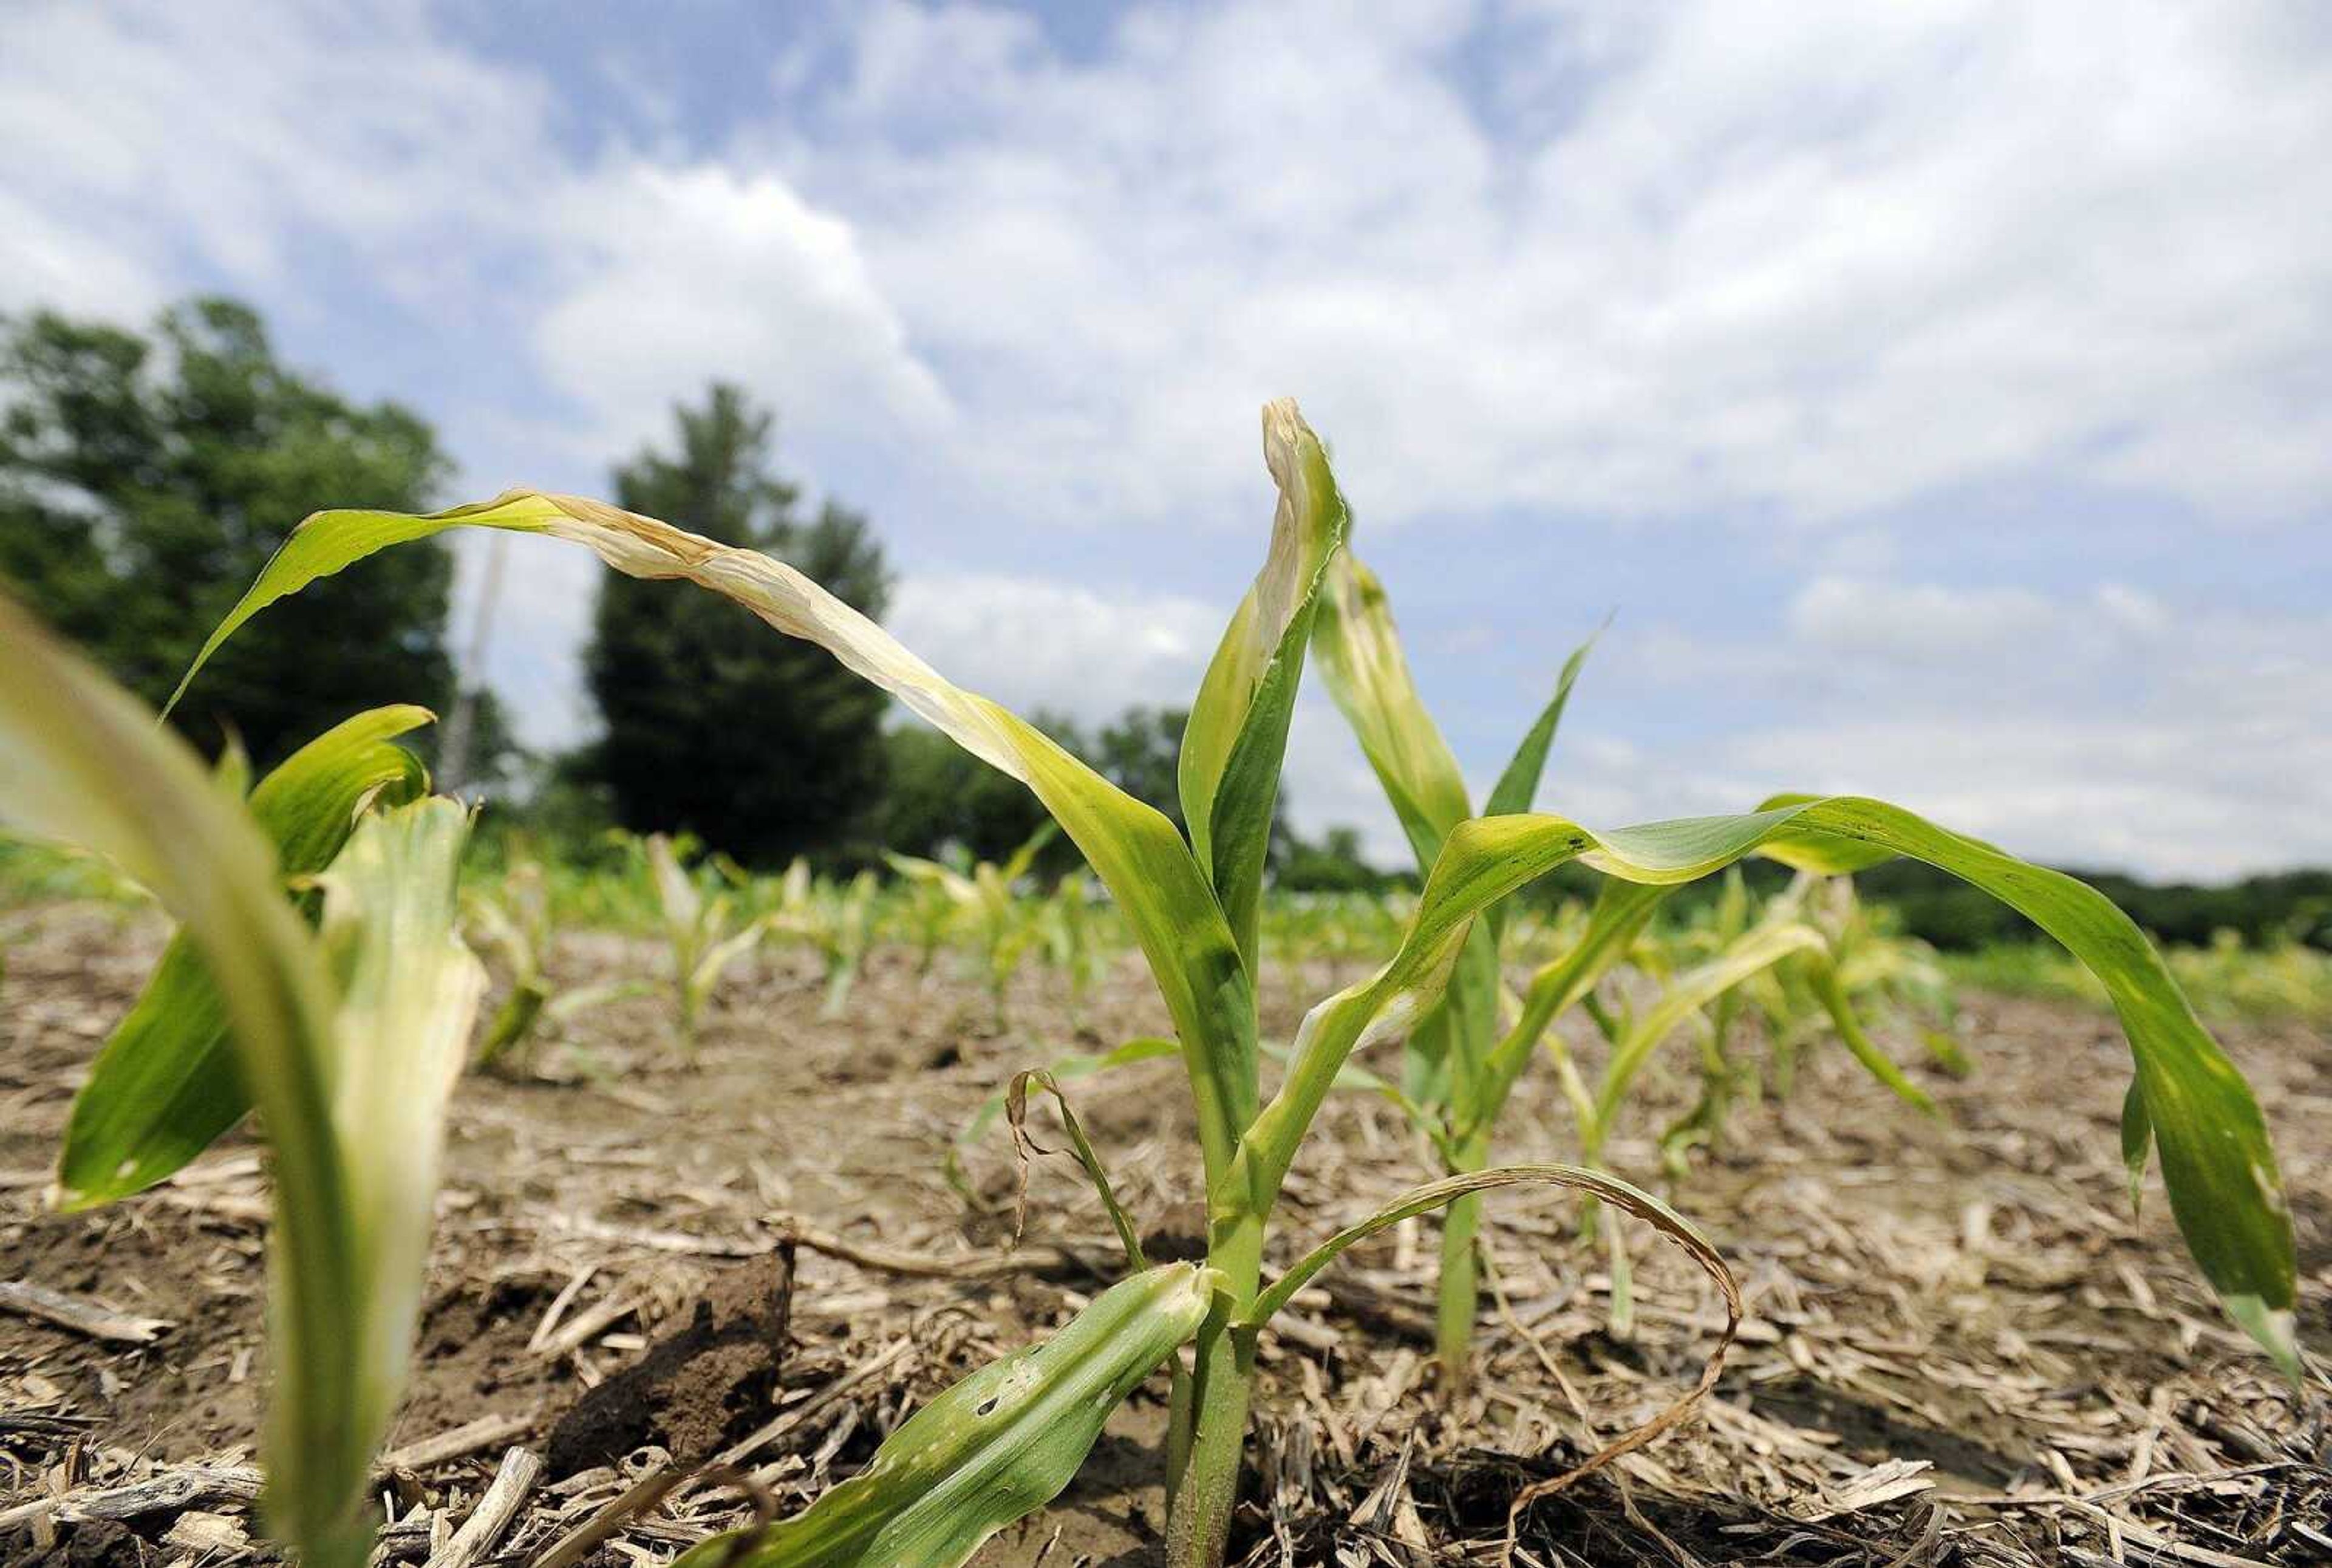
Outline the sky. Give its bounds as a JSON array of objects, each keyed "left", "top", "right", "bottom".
[{"left": 5, "top": 0, "right": 2328, "bottom": 880}]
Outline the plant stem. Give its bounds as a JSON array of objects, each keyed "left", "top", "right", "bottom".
[
  {"left": 1164, "top": 1213, "right": 1262, "bottom": 1568},
  {"left": 1433, "top": 1127, "right": 1492, "bottom": 1388}
]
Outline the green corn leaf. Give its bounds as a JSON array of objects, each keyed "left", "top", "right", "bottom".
[
  {"left": 57, "top": 706, "right": 434, "bottom": 1207},
  {"left": 1590, "top": 922, "right": 1833, "bottom": 1134},
  {"left": 1179, "top": 400, "right": 1348, "bottom": 972},
  {"left": 1311, "top": 550, "right": 1471, "bottom": 867},
  {"left": 0, "top": 598, "right": 481, "bottom": 1568},
  {"left": 249, "top": 707, "right": 434, "bottom": 878},
  {"left": 674, "top": 1263, "right": 1218, "bottom": 1568},
  {"left": 1232, "top": 799, "right": 2294, "bottom": 1372},
  {"left": 166, "top": 480, "right": 1261, "bottom": 1185}
]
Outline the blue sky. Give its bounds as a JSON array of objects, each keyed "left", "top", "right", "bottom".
[{"left": 7, "top": 0, "right": 2328, "bottom": 877}]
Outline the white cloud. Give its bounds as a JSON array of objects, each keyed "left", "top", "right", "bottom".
[
  {"left": 786, "top": 0, "right": 2332, "bottom": 528},
  {"left": 884, "top": 571, "right": 1221, "bottom": 726},
  {"left": 1786, "top": 576, "right": 2170, "bottom": 664},
  {"left": 534, "top": 162, "right": 953, "bottom": 462},
  {"left": 1592, "top": 581, "right": 2332, "bottom": 877},
  {"left": 0, "top": 0, "right": 554, "bottom": 319}
]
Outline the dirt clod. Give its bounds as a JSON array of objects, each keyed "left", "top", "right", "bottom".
[{"left": 545, "top": 1246, "right": 795, "bottom": 1475}]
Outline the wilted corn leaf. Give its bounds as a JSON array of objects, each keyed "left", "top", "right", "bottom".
[
  {"left": 673, "top": 1264, "right": 1218, "bottom": 1568},
  {"left": 275, "top": 797, "right": 483, "bottom": 1559},
  {"left": 1180, "top": 400, "right": 1348, "bottom": 969},
  {"left": 1235, "top": 799, "right": 2296, "bottom": 1372},
  {"left": 169, "top": 466, "right": 1262, "bottom": 1179},
  {"left": 56, "top": 706, "right": 433, "bottom": 1207},
  {"left": 0, "top": 599, "right": 478, "bottom": 1568}
]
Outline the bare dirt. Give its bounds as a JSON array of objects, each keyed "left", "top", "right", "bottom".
[{"left": 2, "top": 900, "right": 2327, "bottom": 1566}]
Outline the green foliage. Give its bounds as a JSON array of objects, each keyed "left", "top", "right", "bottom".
[
  {"left": 56, "top": 706, "right": 434, "bottom": 1207},
  {"left": 0, "top": 298, "right": 455, "bottom": 766},
  {"left": 1275, "top": 824, "right": 1406, "bottom": 895},
  {"left": 579, "top": 383, "right": 892, "bottom": 864},
  {"left": 1, "top": 595, "right": 482, "bottom": 1568},
  {"left": 675, "top": 1264, "right": 1218, "bottom": 1568},
  {"left": 1951, "top": 931, "right": 2332, "bottom": 1026}
]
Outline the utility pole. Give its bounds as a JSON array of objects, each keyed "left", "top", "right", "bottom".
[{"left": 439, "top": 531, "right": 508, "bottom": 795}]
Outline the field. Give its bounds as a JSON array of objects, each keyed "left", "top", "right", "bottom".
[{"left": 5, "top": 890, "right": 2325, "bottom": 1567}]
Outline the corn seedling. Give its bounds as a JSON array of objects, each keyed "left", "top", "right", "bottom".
[
  {"left": 161, "top": 398, "right": 2296, "bottom": 1567},
  {"left": 891, "top": 864, "right": 961, "bottom": 977},
  {"left": 2, "top": 594, "right": 484, "bottom": 1568},
  {"left": 884, "top": 823, "right": 1057, "bottom": 1029},
  {"left": 1636, "top": 868, "right": 1958, "bottom": 1176},
  {"left": 466, "top": 860, "right": 644, "bottom": 1072},
  {"left": 1035, "top": 871, "right": 1114, "bottom": 1028},
  {"left": 769, "top": 859, "right": 882, "bottom": 1019},
  {"left": 644, "top": 831, "right": 765, "bottom": 1049}
]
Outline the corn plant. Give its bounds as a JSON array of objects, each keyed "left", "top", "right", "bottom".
[
  {"left": 769, "top": 860, "right": 882, "bottom": 1020},
  {"left": 1310, "top": 555, "right": 1847, "bottom": 1374},
  {"left": 1651, "top": 870, "right": 1966, "bottom": 1174},
  {"left": 163, "top": 399, "right": 2295, "bottom": 1567},
  {"left": 1261, "top": 888, "right": 1408, "bottom": 990},
  {"left": 1035, "top": 871, "right": 1113, "bottom": 1028},
  {"left": 466, "top": 860, "right": 644, "bottom": 1072},
  {"left": 884, "top": 823, "right": 1056, "bottom": 1029},
  {"left": 1, "top": 595, "right": 484, "bottom": 1568},
  {"left": 643, "top": 831, "right": 765, "bottom": 1049}
]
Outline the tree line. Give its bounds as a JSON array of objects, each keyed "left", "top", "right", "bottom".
[{"left": 0, "top": 297, "right": 1392, "bottom": 890}]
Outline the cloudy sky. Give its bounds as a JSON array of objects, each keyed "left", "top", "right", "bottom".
[{"left": 7, "top": 0, "right": 2328, "bottom": 878}]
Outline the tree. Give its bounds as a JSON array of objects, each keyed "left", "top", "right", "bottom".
[
  {"left": 578, "top": 384, "right": 892, "bottom": 864},
  {"left": 1278, "top": 825, "right": 1403, "bottom": 894},
  {"left": 0, "top": 298, "right": 454, "bottom": 765}
]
